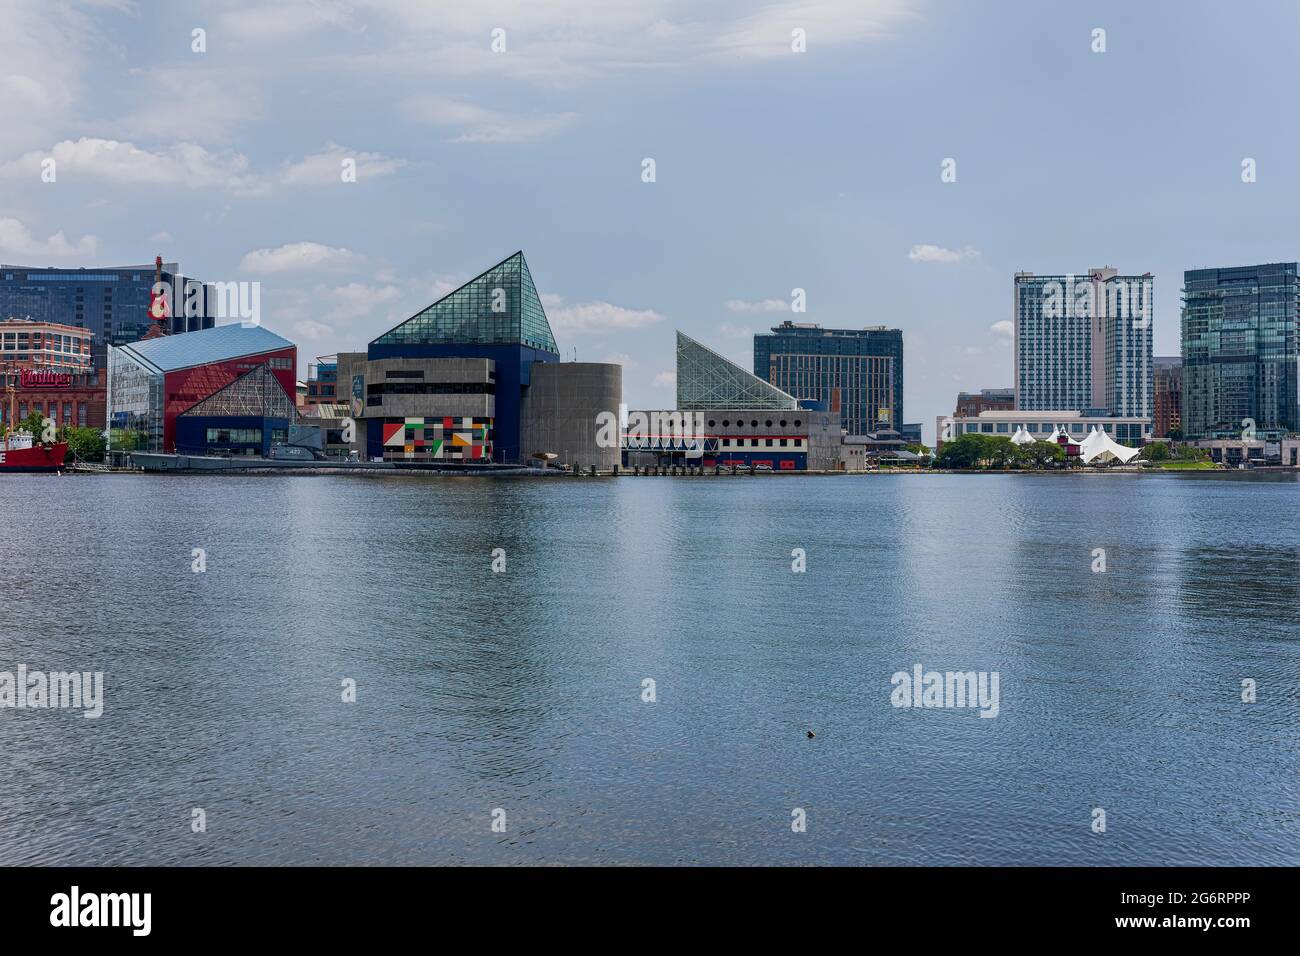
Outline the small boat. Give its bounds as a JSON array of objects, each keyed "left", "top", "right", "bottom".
[{"left": 0, "top": 433, "right": 68, "bottom": 473}]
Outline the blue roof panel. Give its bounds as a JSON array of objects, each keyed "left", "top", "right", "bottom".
[{"left": 118, "top": 323, "right": 294, "bottom": 372}]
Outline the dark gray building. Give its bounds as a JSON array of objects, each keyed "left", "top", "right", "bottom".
[
  {"left": 0, "top": 261, "right": 216, "bottom": 370},
  {"left": 753, "top": 321, "right": 903, "bottom": 434},
  {"left": 1182, "top": 263, "right": 1299, "bottom": 439}
]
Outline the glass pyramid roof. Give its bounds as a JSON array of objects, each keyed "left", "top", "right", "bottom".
[
  {"left": 178, "top": 363, "right": 297, "bottom": 419},
  {"left": 676, "top": 330, "right": 799, "bottom": 410},
  {"left": 371, "top": 251, "right": 558, "bottom": 354}
]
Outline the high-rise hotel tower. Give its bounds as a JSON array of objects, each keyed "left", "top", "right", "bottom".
[{"left": 1013, "top": 267, "right": 1153, "bottom": 421}]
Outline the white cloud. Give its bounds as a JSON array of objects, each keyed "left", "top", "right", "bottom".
[
  {"left": 989, "top": 320, "right": 1013, "bottom": 338},
  {"left": 718, "top": 322, "right": 753, "bottom": 338},
  {"left": 239, "top": 242, "right": 363, "bottom": 274},
  {"left": 323, "top": 283, "right": 401, "bottom": 322},
  {"left": 114, "top": 68, "right": 266, "bottom": 144},
  {"left": 292, "top": 319, "right": 335, "bottom": 341},
  {"left": 603, "top": 352, "right": 637, "bottom": 370},
  {"left": 908, "top": 244, "right": 980, "bottom": 263},
  {"left": 0, "top": 138, "right": 258, "bottom": 193},
  {"left": 149, "top": 231, "right": 173, "bottom": 243},
  {"left": 278, "top": 144, "right": 407, "bottom": 186},
  {"left": 318, "top": 0, "right": 918, "bottom": 85},
  {"left": 0, "top": 217, "right": 96, "bottom": 259},
  {"left": 652, "top": 370, "right": 676, "bottom": 389},
  {"left": 0, "top": 0, "right": 95, "bottom": 152},
  {"left": 220, "top": 1, "right": 358, "bottom": 39},
  {"left": 725, "top": 297, "right": 788, "bottom": 313},
  {"left": 546, "top": 299, "right": 666, "bottom": 334},
  {"left": 402, "top": 95, "right": 577, "bottom": 143},
  {"left": 713, "top": 0, "right": 919, "bottom": 60}
]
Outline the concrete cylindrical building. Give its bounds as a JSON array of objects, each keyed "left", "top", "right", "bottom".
[{"left": 520, "top": 362, "right": 622, "bottom": 470}]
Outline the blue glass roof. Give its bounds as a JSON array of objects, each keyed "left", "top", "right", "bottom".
[{"left": 116, "top": 323, "right": 294, "bottom": 373}]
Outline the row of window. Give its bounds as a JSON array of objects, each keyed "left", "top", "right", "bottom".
[
  {"left": 3, "top": 402, "right": 90, "bottom": 426},
  {"left": 708, "top": 418, "right": 802, "bottom": 428},
  {"left": 205, "top": 428, "right": 262, "bottom": 444},
  {"left": 720, "top": 438, "right": 805, "bottom": 449}
]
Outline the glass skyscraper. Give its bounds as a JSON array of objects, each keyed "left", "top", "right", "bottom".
[
  {"left": 1013, "top": 267, "right": 1152, "bottom": 420},
  {"left": 752, "top": 322, "right": 903, "bottom": 434},
  {"left": 1181, "top": 262, "right": 1299, "bottom": 439}
]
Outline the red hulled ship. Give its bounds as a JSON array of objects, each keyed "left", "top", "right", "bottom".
[{"left": 0, "top": 432, "right": 68, "bottom": 472}]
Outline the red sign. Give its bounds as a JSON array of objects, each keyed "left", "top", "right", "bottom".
[{"left": 19, "top": 368, "right": 73, "bottom": 389}]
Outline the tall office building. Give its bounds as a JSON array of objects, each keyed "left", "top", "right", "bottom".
[
  {"left": 1013, "top": 267, "right": 1152, "bottom": 420},
  {"left": 753, "top": 321, "right": 903, "bottom": 434},
  {"left": 1153, "top": 356, "right": 1182, "bottom": 438},
  {"left": 0, "top": 262, "right": 216, "bottom": 371},
  {"left": 1181, "top": 263, "right": 1299, "bottom": 439}
]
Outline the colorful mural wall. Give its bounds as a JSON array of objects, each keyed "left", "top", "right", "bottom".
[{"left": 381, "top": 416, "right": 492, "bottom": 460}]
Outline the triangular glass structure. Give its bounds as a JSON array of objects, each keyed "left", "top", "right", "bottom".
[
  {"left": 178, "top": 364, "right": 297, "bottom": 419},
  {"left": 676, "top": 330, "right": 799, "bottom": 410},
  {"left": 371, "top": 251, "right": 559, "bottom": 354}
]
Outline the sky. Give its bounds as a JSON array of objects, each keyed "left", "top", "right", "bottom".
[{"left": 1, "top": 0, "right": 1297, "bottom": 442}]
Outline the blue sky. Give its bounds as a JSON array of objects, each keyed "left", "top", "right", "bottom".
[{"left": 2, "top": 0, "right": 1297, "bottom": 441}]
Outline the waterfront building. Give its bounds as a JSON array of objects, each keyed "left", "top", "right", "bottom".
[
  {"left": 897, "top": 422, "right": 923, "bottom": 445},
  {"left": 1013, "top": 268, "right": 1153, "bottom": 422},
  {"left": 0, "top": 318, "right": 93, "bottom": 372},
  {"left": 753, "top": 321, "right": 903, "bottom": 434},
  {"left": 1181, "top": 263, "right": 1299, "bottom": 439},
  {"left": 622, "top": 406, "right": 840, "bottom": 471},
  {"left": 303, "top": 355, "right": 338, "bottom": 409},
  {"left": 938, "top": 409, "right": 1152, "bottom": 448},
  {"left": 107, "top": 323, "right": 297, "bottom": 455},
  {"left": 0, "top": 260, "right": 217, "bottom": 370},
  {"left": 625, "top": 332, "right": 839, "bottom": 470},
  {"left": 839, "top": 430, "right": 923, "bottom": 470},
  {"left": 294, "top": 403, "right": 353, "bottom": 457},
  {"left": 0, "top": 318, "right": 105, "bottom": 430},
  {"left": 1191, "top": 436, "right": 1300, "bottom": 467},
  {"left": 1153, "top": 356, "right": 1182, "bottom": 438},
  {"left": 352, "top": 251, "right": 621, "bottom": 468},
  {"left": 955, "top": 387, "right": 1014, "bottom": 417}
]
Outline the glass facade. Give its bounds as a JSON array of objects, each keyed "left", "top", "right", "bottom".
[
  {"left": 371, "top": 252, "right": 558, "bottom": 353},
  {"left": 1181, "top": 263, "right": 1299, "bottom": 439},
  {"left": 676, "top": 331, "right": 798, "bottom": 410},
  {"left": 753, "top": 322, "right": 903, "bottom": 434},
  {"left": 107, "top": 348, "right": 164, "bottom": 450}
]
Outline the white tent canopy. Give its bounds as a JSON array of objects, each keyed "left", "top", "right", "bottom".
[
  {"left": 1010, "top": 426, "right": 1036, "bottom": 446},
  {"left": 1078, "top": 426, "right": 1140, "bottom": 464}
]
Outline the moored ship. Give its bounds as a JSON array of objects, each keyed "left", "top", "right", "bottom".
[{"left": 0, "top": 432, "right": 68, "bottom": 472}]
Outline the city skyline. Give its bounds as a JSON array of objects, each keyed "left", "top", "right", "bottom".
[{"left": 1, "top": 0, "right": 1297, "bottom": 443}]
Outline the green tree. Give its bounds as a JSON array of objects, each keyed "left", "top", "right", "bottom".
[
  {"left": 61, "top": 426, "right": 106, "bottom": 462},
  {"left": 1019, "top": 440, "right": 1066, "bottom": 468},
  {"left": 936, "top": 433, "right": 1018, "bottom": 469},
  {"left": 1139, "top": 441, "right": 1170, "bottom": 461},
  {"left": 18, "top": 410, "right": 46, "bottom": 437}
]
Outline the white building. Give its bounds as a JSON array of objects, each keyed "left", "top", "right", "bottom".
[{"left": 937, "top": 409, "right": 1152, "bottom": 448}]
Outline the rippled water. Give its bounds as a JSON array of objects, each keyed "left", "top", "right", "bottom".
[{"left": 0, "top": 471, "right": 1296, "bottom": 865}]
